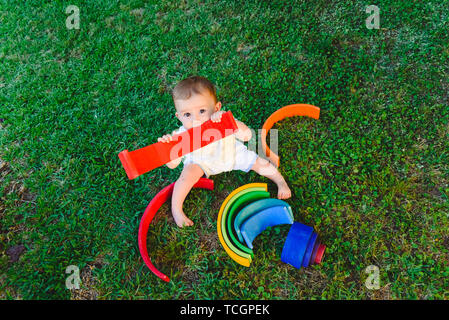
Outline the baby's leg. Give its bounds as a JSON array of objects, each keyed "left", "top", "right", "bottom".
[
  {"left": 171, "top": 163, "right": 205, "bottom": 227},
  {"left": 250, "top": 157, "right": 292, "bottom": 199}
]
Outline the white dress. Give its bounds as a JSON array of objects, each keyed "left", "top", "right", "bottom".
[{"left": 173, "top": 121, "right": 258, "bottom": 177}]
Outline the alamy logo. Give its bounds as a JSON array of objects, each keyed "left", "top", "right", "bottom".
[
  {"left": 365, "top": 5, "right": 380, "bottom": 29},
  {"left": 364, "top": 265, "right": 380, "bottom": 290},
  {"left": 65, "top": 5, "right": 80, "bottom": 30},
  {"left": 65, "top": 265, "right": 81, "bottom": 289}
]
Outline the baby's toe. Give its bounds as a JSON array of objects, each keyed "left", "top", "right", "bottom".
[{"left": 182, "top": 218, "right": 194, "bottom": 227}]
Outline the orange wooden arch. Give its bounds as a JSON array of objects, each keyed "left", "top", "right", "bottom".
[{"left": 261, "top": 104, "right": 320, "bottom": 168}]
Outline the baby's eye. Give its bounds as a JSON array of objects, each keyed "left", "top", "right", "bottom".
[
  {"left": 184, "top": 113, "right": 190, "bottom": 117},
  {"left": 200, "top": 109, "right": 206, "bottom": 114}
]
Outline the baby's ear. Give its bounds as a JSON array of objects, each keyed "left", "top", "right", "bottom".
[{"left": 215, "top": 101, "right": 222, "bottom": 112}]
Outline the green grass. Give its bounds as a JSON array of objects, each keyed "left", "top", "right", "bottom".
[{"left": 1, "top": 0, "right": 448, "bottom": 299}]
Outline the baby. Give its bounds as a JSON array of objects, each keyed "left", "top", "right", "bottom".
[{"left": 158, "top": 76, "right": 291, "bottom": 227}]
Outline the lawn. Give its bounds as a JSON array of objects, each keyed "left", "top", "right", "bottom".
[{"left": 0, "top": 0, "right": 448, "bottom": 299}]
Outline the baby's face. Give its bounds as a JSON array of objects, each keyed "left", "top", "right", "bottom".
[{"left": 174, "top": 91, "right": 221, "bottom": 130}]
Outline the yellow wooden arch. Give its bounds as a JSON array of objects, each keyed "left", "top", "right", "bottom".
[{"left": 216, "top": 183, "right": 268, "bottom": 267}]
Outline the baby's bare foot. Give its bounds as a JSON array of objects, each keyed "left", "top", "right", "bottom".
[
  {"left": 277, "top": 181, "right": 292, "bottom": 200},
  {"left": 172, "top": 209, "right": 194, "bottom": 228}
]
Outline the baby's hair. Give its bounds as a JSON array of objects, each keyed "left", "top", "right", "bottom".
[{"left": 172, "top": 76, "right": 217, "bottom": 103}]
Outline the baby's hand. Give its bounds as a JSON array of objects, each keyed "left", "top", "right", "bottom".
[
  {"left": 158, "top": 133, "right": 174, "bottom": 143},
  {"left": 211, "top": 110, "right": 226, "bottom": 123}
]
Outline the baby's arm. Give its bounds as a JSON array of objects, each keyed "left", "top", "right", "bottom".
[
  {"left": 211, "top": 111, "right": 252, "bottom": 142},
  {"left": 234, "top": 119, "right": 252, "bottom": 142},
  {"left": 157, "top": 131, "right": 182, "bottom": 169}
]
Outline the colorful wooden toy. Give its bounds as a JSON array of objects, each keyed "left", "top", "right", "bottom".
[{"left": 119, "top": 111, "right": 238, "bottom": 179}]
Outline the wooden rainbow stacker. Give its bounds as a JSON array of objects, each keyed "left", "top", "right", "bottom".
[{"left": 118, "top": 111, "right": 238, "bottom": 180}]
